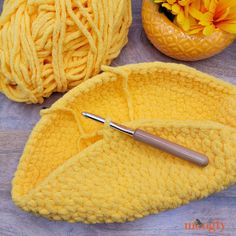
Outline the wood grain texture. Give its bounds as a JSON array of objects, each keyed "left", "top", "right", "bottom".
[{"left": 0, "top": 0, "right": 236, "bottom": 235}]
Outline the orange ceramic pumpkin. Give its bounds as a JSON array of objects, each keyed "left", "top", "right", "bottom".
[{"left": 142, "top": 0, "right": 235, "bottom": 61}]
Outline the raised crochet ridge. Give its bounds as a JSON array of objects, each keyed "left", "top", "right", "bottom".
[{"left": 12, "top": 62, "right": 236, "bottom": 223}]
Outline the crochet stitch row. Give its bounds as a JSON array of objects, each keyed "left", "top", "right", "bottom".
[{"left": 12, "top": 62, "right": 236, "bottom": 223}]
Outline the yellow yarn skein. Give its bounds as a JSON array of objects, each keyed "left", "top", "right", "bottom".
[{"left": 0, "top": 0, "right": 132, "bottom": 103}]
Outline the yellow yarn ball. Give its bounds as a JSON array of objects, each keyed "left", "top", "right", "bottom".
[{"left": 0, "top": 0, "right": 132, "bottom": 103}]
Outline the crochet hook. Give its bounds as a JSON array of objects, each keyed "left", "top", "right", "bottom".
[{"left": 82, "top": 112, "right": 209, "bottom": 167}]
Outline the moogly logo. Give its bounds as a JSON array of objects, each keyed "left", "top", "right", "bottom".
[{"left": 184, "top": 219, "right": 225, "bottom": 233}]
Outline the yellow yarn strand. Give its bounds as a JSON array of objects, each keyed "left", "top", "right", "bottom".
[
  {"left": 0, "top": 0, "right": 132, "bottom": 103},
  {"left": 102, "top": 65, "right": 134, "bottom": 121}
]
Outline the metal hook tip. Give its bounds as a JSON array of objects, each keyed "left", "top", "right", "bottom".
[{"left": 81, "top": 112, "right": 88, "bottom": 117}]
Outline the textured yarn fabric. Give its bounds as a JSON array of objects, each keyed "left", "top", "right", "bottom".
[
  {"left": 12, "top": 62, "right": 236, "bottom": 223},
  {"left": 0, "top": 0, "right": 131, "bottom": 103}
]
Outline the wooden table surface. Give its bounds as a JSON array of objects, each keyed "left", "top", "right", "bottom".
[{"left": 0, "top": 1, "right": 236, "bottom": 236}]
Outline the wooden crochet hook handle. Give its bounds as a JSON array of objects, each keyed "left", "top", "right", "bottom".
[
  {"left": 134, "top": 129, "right": 209, "bottom": 167},
  {"left": 82, "top": 112, "right": 209, "bottom": 167}
]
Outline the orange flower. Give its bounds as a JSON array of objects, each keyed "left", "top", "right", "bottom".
[
  {"left": 154, "top": 0, "right": 194, "bottom": 31},
  {"left": 190, "top": 0, "right": 236, "bottom": 35},
  {"left": 153, "top": 0, "right": 236, "bottom": 35}
]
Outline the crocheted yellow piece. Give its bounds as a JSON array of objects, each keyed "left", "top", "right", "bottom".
[
  {"left": 0, "top": 0, "right": 131, "bottom": 103},
  {"left": 12, "top": 62, "right": 236, "bottom": 223}
]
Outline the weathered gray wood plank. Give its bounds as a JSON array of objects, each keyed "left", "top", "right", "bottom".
[{"left": 0, "top": 0, "right": 236, "bottom": 235}]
